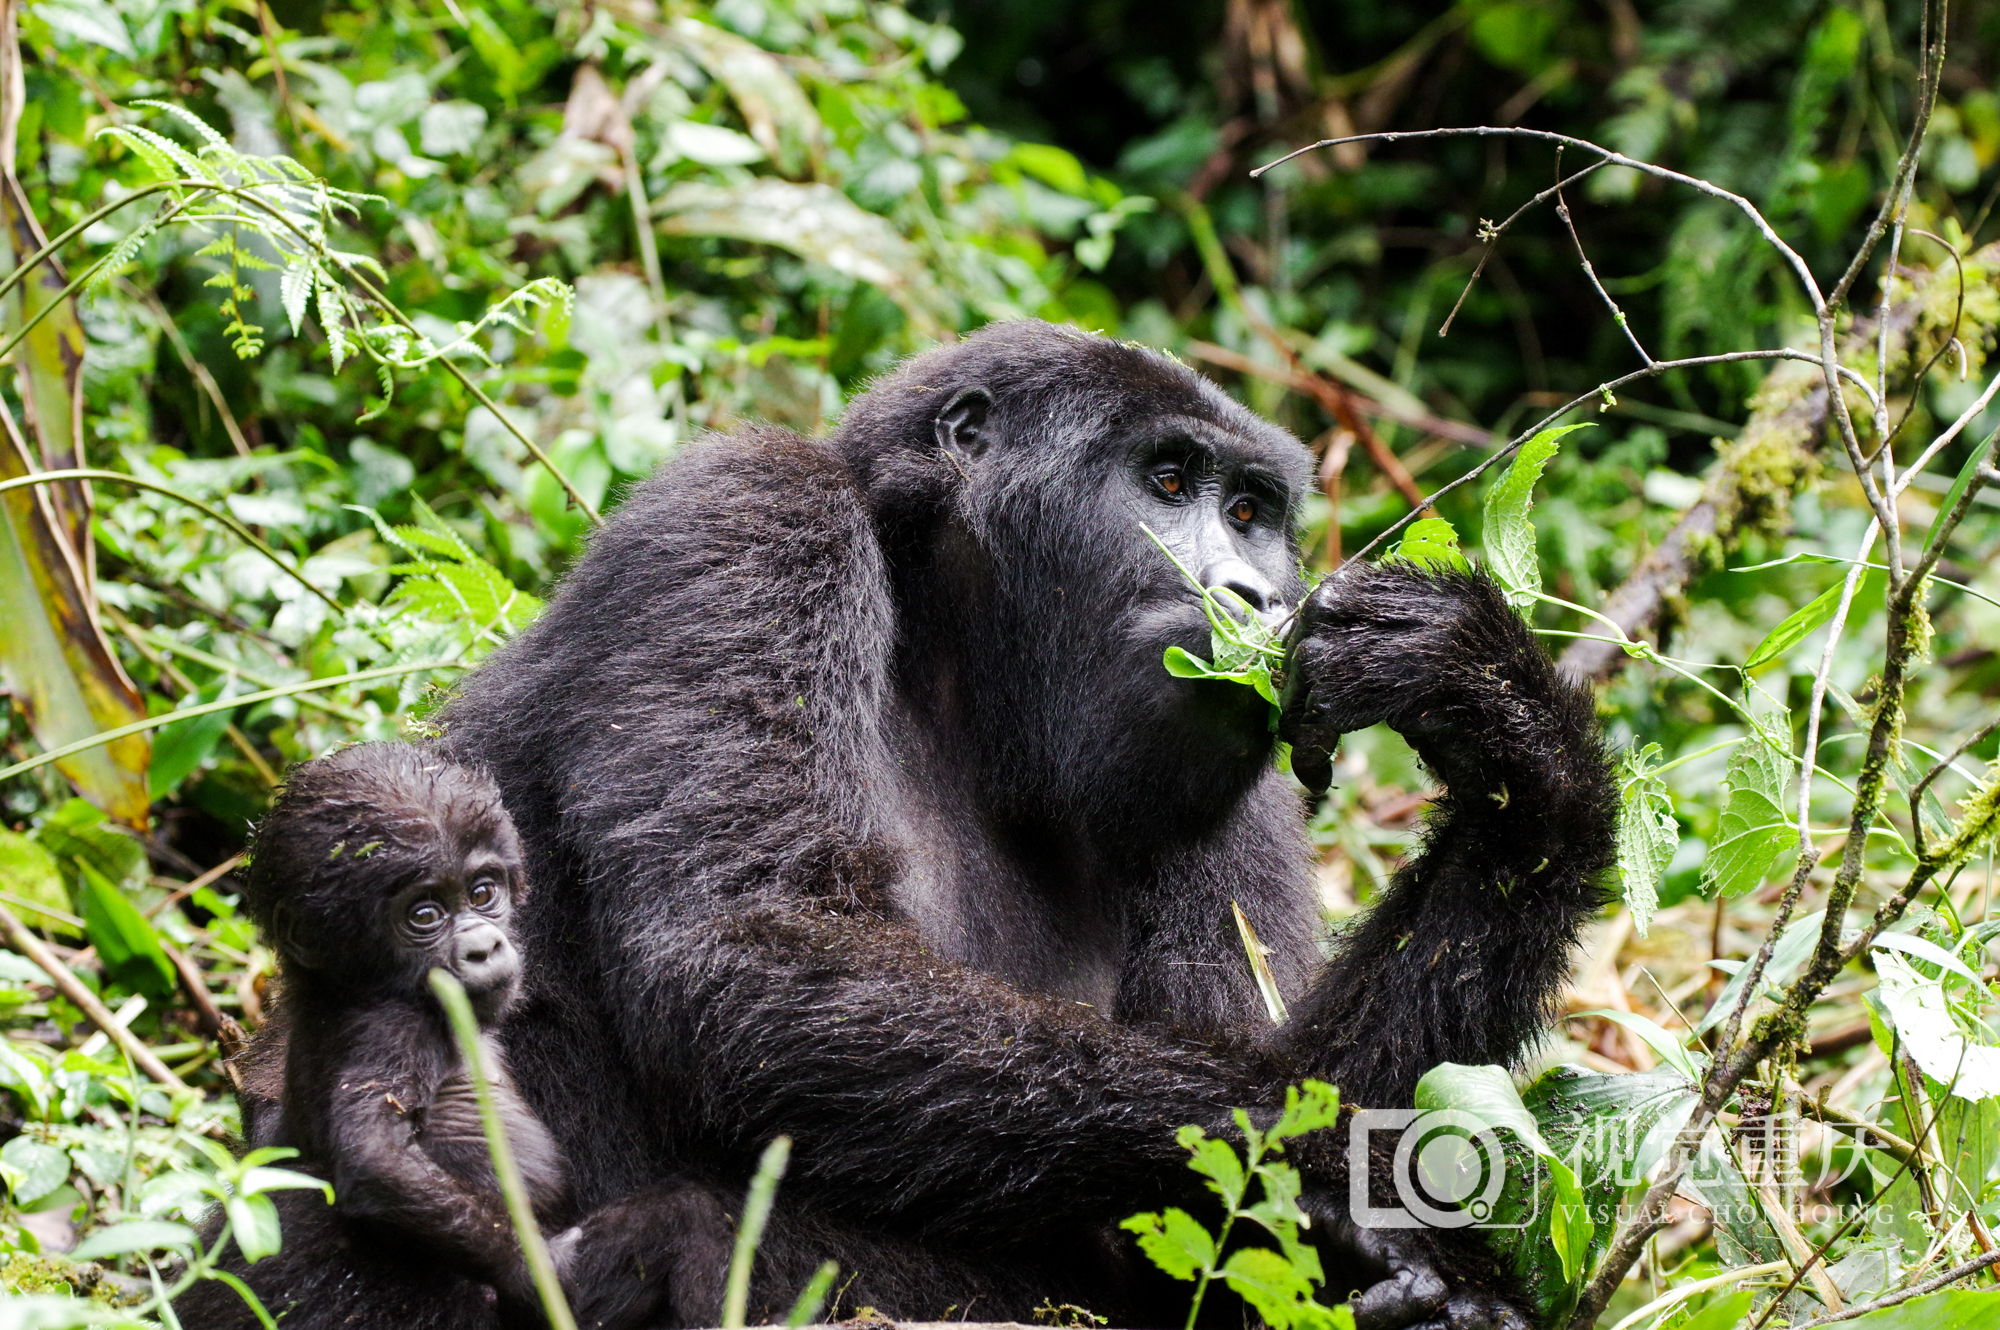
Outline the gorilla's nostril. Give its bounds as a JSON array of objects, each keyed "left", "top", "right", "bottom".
[{"left": 1201, "top": 559, "right": 1274, "bottom": 614}]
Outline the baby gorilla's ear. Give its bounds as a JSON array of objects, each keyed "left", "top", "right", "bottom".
[
  {"left": 934, "top": 388, "right": 992, "bottom": 460},
  {"left": 267, "top": 902, "right": 322, "bottom": 971}
]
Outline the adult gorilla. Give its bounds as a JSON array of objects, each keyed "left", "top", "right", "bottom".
[{"left": 439, "top": 321, "right": 1614, "bottom": 1327}]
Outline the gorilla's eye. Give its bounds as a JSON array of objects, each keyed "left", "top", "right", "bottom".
[
  {"left": 468, "top": 880, "right": 499, "bottom": 910},
  {"left": 408, "top": 900, "right": 447, "bottom": 932},
  {"left": 1152, "top": 466, "right": 1185, "bottom": 497},
  {"left": 1230, "top": 497, "right": 1258, "bottom": 524}
]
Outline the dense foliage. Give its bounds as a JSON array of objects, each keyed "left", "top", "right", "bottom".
[{"left": 1, "top": 0, "right": 1999, "bottom": 1327}]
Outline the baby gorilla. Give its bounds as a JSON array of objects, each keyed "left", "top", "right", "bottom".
[{"left": 176, "top": 744, "right": 728, "bottom": 1330}]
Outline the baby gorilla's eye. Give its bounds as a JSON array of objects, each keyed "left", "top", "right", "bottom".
[
  {"left": 1230, "top": 497, "right": 1257, "bottom": 524},
  {"left": 407, "top": 900, "right": 446, "bottom": 931},
  {"left": 468, "top": 880, "right": 499, "bottom": 910}
]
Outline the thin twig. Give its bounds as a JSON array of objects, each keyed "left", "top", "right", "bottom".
[
  {"left": 1553, "top": 158, "right": 1653, "bottom": 368},
  {"left": 1789, "top": 1250, "right": 2000, "bottom": 1328},
  {"left": 0, "top": 903, "right": 187, "bottom": 1090},
  {"left": 1343, "top": 348, "right": 1881, "bottom": 571},
  {"left": 1437, "top": 159, "right": 1606, "bottom": 337}
]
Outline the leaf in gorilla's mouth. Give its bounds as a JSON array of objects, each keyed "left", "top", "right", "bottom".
[{"left": 1140, "top": 523, "right": 1287, "bottom": 721}]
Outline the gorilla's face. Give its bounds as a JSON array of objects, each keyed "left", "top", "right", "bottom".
[
  {"left": 953, "top": 408, "right": 1310, "bottom": 834},
  {"left": 1117, "top": 415, "right": 1301, "bottom": 671}
]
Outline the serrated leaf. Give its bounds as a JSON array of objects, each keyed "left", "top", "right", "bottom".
[
  {"left": 1701, "top": 694, "right": 1795, "bottom": 899},
  {"left": 1481, "top": 423, "right": 1593, "bottom": 614},
  {"left": 1184, "top": 1134, "right": 1246, "bottom": 1208},
  {"left": 1615, "top": 743, "right": 1676, "bottom": 936},
  {"left": 1118, "top": 1207, "right": 1214, "bottom": 1281},
  {"left": 1385, "top": 516, "right": 1469, "bottom": 573}
]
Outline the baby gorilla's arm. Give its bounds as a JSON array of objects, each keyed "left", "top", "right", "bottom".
[
  {"left": 549, "top": 1185, "right": 732, "bottom": 1330},
  {"left": 324, "top": 1018, "right": 537, "bottom": 1310}
]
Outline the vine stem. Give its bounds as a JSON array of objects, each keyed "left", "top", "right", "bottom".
[
  {"left": 0, "top": 467, "right": 342, "bottom": 610},
  {"left": 0, "top": 659, "right": 454, "bottom": 782}
]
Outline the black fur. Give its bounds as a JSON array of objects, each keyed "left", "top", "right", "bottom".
[
  {"left": 250, "top": 320, "right": 1616, "bottom": 1328},
  {"left": 180, "top": 747, "right": 730, "bottom": 1330}
]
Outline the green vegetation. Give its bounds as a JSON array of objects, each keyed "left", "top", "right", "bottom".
[{"left": 2, "top": 0, "right": 2000, "bottom": 1327}]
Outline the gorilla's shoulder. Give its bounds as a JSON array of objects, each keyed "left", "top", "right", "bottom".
[
  {"left": 442, "top": 424, "right": 890, "bottom": 757},
  {"left": 578, "top": 424, "right": 873, "bottom": 583}
]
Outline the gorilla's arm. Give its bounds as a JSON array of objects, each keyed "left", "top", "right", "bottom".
[
  {"left": 322, "top": 1005, "right": 534, "bottom": 1301},
  {"left": 1279, "top": 566, "right": 1617, "bottom": 1107}
]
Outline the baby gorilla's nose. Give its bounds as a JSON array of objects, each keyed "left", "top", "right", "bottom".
[
  {"left": 1201, "top": 559, "right": 1285, "bottom": 625},
  {"left": 453, "top": 921, "right": 515, "bottom": 991}
]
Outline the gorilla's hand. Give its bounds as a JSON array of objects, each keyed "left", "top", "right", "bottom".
[
  {"left": 1314, "top": 1213, "right": 1531, "bottom": 1330},
  {"left": 1278, "top": 564, "right": 1535, "bottom": 796}
]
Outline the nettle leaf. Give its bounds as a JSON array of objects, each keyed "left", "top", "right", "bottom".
[
  {"left": 1118, "top": 1207, "right": 1214, "bottom": 1281},
  {"left": 1701, "top": 728, "right": 1796, "bottom": 899},
  {"left": 1385, "top": 516, "right": 1470, "bottom": 573},
  {"left": 1481, "top": 423, "right": 1594, "bottom": 614},
  {"left": 1614, "top": 743, "right": 1677, "bottom": 936}
]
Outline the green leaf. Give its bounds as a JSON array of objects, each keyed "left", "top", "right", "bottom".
[
  {"left": 1545, "top": 1158, "right": 1592, "bottom": 1284},
  {"left": 1696, "top": 910, "right": 1825, "bottom": 1036},
  {"left": 1269, "top": 1080, "right": 1341, "bottom": 1144},
  {"left": 1220, "top": 1247, "right": 1350, "bottom": 1330},
  {"left": 1744, "top": 570, "right": 1883, "bottom": 673},
  {"left": 148, "top": 677, "right": 237, "bottom": 799},
  {"left": 1677, "top": 1289, "right": 1755, "bottom": 1330},
  {"left": 226, "top": 1192, "right": 285, "bottom": 1264},
  {"left": 1413, "top": 1063, "right": 1556, "bottom": 1156},
  {"left": 1614, "top": 743, "right": 1677, "bottom": 936},
  {"left": 238, "top": 1166, "right": 333, "bottom": 1200},
  {"left": 1118, "top": 1207, "right": 1215, "bottom": 1282},
  {"left": 1869, "top": 932, "right": 1985, "bottom": 988},
  {"left": 75, "top": 860, "right": 177, "bottom": 1003},
  {"left": 0, "top": 829, "right": 79, "bottom": 932},
  {"left": 1385, "top": 517, "right": 1470, "bottom": 573},
  {"left": 69, "top": 1220, "right": 198, "bottom": 1261},
  {"left": 1481, "top": 423, "right": 1593, "bottom": 614},
  {"left": 1700, "top": 700, "right": 1795, "bottom": 899},
  {"left": 1921, "top": 425, "right": 2000, "bottom": 565},
  {"left": 1570, "top": 1009, "right": 1700, "bottom": 1082},
  {"left": 1, "top": 1136, "right": 70, "bottom": 1204},
  {"left": 1184, "top": 1132, "right": 1247, "bottom": 1208}
]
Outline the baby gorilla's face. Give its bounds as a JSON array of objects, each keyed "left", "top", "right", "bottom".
[{"left": 385, "top": 830, "right": 523, "bottom": 1023}]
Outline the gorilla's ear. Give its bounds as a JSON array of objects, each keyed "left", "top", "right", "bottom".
[{"left": 935, "top": 388, "right": 992, "bottom": 460}]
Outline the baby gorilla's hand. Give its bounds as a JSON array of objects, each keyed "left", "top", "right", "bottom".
[{"left": 1279, "top": 564, "right": 1542, "bottom": 796}]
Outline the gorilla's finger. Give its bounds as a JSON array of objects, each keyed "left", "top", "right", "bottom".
[
  {"left": 1290, "top": 742, "right": 1333, "bottom": 794},
  {"left": 1348, "top": 1263, "right": 1449, "bottom": 1330}
]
